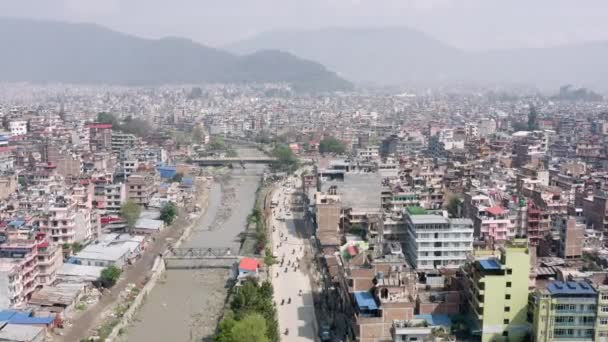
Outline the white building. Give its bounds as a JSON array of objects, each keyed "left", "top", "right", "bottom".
[
  {"left": 404, "top": 209, "right": 473, "bottom": 270},
  {"left": 8, "top": 120, "right": 27, "bottom": 136},
  {"left": 104, "top": 183, "right": 126, "bottom": 213}
]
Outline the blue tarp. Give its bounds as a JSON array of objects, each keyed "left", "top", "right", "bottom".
[
  {"left": 181, "top": 177, "right": 194, "bottom": 187},
  {"left": 353, "top": 291, "right": 378, "bottom": 311},
  {"left": 7, "top": 220, "right": 25, "bottom": 228},
  {"left": 479, "top": 258, "right": 501, "bottom": 270},
  {"left": 156, "top": 166, "right": 177, "bottom": 179},
  {"left": 0, "top": 310, "right": 54, "bottom": 325},
  {"left": 415, "top": 314, "right": 452, "bottom": 327}
]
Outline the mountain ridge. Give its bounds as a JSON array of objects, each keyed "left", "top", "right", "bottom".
[
  {"left": 0, "top": 18, "right": 353, "bottom": 92},
  {"left": 228, "top": 27, "right": 608, "bottom": 91}
]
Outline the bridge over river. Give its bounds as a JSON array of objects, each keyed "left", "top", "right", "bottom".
[
  {"left": 163, "top": 247, "right": 240, "bottom": 269},
  {"left": 190, "top": 156, "right": 277, "bottom": 166},
  {"left": 122, "top": 148, "right": 266, "bottom": 342}
]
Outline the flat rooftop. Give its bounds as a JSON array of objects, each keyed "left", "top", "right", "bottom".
[
  {"left": 409, "top": 214, "right": 448, "bottom": 225},
  {"left": 479, "top": 258, "right": 502, "bottom": 271},
  {"left": 321, "top": 173, "right": 381, "bottom": 209},
  {"left": 547, "top": 281, "right": 596, "bottom": 296}
]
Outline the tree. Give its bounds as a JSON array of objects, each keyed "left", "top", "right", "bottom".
[
  {"left": 121, "top": 116, "right": 152, "bottom": 137},
  {"left": 171, "top": 172, "right": 184, "bottom": 183},
  {"left": 71, "top": 242, "right": 84, "bottom": 253},
  {"left": 1, "top": 115, "right": 9, "bottom": 130},
  {"left": 527, "top": 104, "right": 538, "bottom": 131},
  {"left": 192, "top": 125, "right": 204, "bottom": 143},
  {"left": 208, "top": 137, "right": 226, "bottom": 150},
  {"left": 120, "top": 200, "right": 141, "bottom": 231},
  {"left": 230, "top": 313, "right": 268, "bottom": 342},
  {"left": 319, "top": 136, "right": 346, "bottom": 154},
  {"left": 263, "top": 248, "right": 275, "bottom": 267},
  {"left": 213, "top": 312, "right": 237, "bottom": 342},
  {"left": 160, "top": 203, "right": 178, "bottom": 225},
  {"left": 99, "top": 265, "right": 121, "bottom": 288},
  {"left": 271, "top": 144, "right": 298, "bottom": 173},
  {"left": 96, "top": 112, "right": 119, "bottom": 127},
  {"left": 446, "top": 197, "right": 462, "bottom": 218}
]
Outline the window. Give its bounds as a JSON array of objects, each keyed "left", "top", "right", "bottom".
[
  {"left": 505, "top": 294, "right": 511, "bottom": 300},
  {"left": 505, "top": 307, "right": 510, "bottom": 312},
  {"left": 506, "top": 282, "right": 512, "bottom": 287},
  {"left": 502, "top": 331, "right": 508, "bottom": 337},
  {"left": 601, "top": 306, "right": 608, "bottom": 313},
  {"left": 601, "top": 318, "right": 608, "bottom": 325},
  {"left": 602, "top": 294, "right": 608, "bottom": 301},
  {"left": 503, "top": 319, "right": 509, "bottom": 324},
  {"left": 506, "top": 269, "right": 512, "bottom": 275}
]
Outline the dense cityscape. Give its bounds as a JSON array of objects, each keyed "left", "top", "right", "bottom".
[{"left": 1, "top": 2, "right": 608, "bottom": 342}]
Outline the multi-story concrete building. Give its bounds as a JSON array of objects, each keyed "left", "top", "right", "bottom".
[
  {"left": 403, "top": 207, "right": 473, "bottom": 270},
  {"left": 111, "top": 132, "right": 136, "bottom": 156},
  {"left": 38, "top": 199, "right": 94, "bottom": 244},
  {"left": 532, "top": 281, "right": 598, "bottom": 342},
  {"left": 462, "top": 239, "right": 530, "bottom": 342},
  {"left": 34, "top": 234, "right": 63, "bottom": 287},
  {"left": 314, "top": 187, "right": 341, "bottom": 252},
  {"left": 0, "top": 174, "right": 17, "bottom": 200},
  {"left": 87, "top": 123, "right": 112, "bottom": 152},
  {"left": 0, "top": 240, "right": 39, "bottom": 307},
  {"left": 0, "top": 146, "right": 14, "bottom": 172},
  {"left": 8, "top": 120, "right": 27, "bottom": 136},
  {"left": 127, "top": 173, "right": 155, "bottom": 207},
  {"left": 555, "top": 216, "right": 584, "bottom": 259}
]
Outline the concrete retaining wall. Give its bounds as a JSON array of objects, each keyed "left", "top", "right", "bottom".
[{"left": 106, "top": 256, "right": 166, "bottom": 342}]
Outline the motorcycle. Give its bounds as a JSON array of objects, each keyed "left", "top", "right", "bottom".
[
  {"left": 285, "top": 328, "right": 289, "bottom": 336},
  {"left": 281, "top": 299, "right": 285, "bottom": 305},
  {"left": 288, "top": 297, "right": 291, "bottom": 304}
]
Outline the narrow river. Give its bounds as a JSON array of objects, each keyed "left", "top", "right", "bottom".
[{"left": 123, "top": 148, "right": 267, "bottom": 342}]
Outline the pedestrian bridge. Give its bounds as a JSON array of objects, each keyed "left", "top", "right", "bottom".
[
  {"left": 190, "top": 157, "right": 277, "bottom": 166},
  {"left": 163, "top": 247, "right": 240, "bottom": 269}
]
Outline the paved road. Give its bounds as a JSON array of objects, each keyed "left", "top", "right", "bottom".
[{"left": 271, "top": 175, "right": 318, "bottom": 341}]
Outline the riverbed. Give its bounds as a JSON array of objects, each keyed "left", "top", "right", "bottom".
[{"left": 122, "top": 159, "right": 266, "bottom": 342}]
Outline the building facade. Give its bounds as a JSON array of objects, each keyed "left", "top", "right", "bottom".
[{"left": 404, "top": 208, "right": 473, "bottom": 270}]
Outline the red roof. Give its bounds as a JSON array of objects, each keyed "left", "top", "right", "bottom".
[
  {"left": 87, "top": 123, "right": 112, "bottom": 129},
  {"left": 239, "top": 258, "right": 260, "bottom": 272},
  {"left": 347, "top": 245, "right": 358, "bottom": 257},
  {"left": 486, "top": 205, "right": 506, "bottom": 216}
]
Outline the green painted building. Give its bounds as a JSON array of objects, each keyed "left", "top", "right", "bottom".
[{"left": 463, "top": 239, "right": 531, "bottom": 342}]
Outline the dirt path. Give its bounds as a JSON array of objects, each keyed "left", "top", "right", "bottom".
[{"left": 52, "top": 183, "right": 209, "bottom": 342}]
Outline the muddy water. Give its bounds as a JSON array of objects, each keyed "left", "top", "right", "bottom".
[{"left": 123, "top": 158, "right": 266, "bottom": 342}]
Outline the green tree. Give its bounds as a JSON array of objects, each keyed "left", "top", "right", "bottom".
[
  {"left": 271, "top": 144, "right": 298, "bottom": 172},
  {"left": 527, "top": 104, "right": 538, "bottom": 131},
  {"left": 171, "top": 172, "right": 184, "bottom": 183},
  {"left": 99, "top": 265, "right": 121, "bottom": 288},
  {"left": 263, "top": 248, "right": 275, "bottom": 267},
  {"left": 120, "top": 200, "right": 141, "bottom": 231},
  {"left": 319, "top": 136, "right": 346, "bottom": 154},
  {"left": 446, "top": 197, "right": 462, "bottom": 218},
  {"left": 160, "top": 203, "right": 178, "bottom": 225},
  {"left": 208, "top": 137, "right": 226, "bottom": 150},
  {"left": 96, "top": 112, "right": 119, "bottom": 127},
  {"left": 231, "top": 313, "right": 268, "bottom": 342},
  {"left": 72, "top": 242, "right": 84, "bottom": 253},
  {"left": 121, "top": 116, "right": 152, "bottom": 137},
  {"left": 213, "top": 312, "right": 237, "bottom": 342},
  {"left": 192, "top": 125, "right": 204, "bottom": 143}
]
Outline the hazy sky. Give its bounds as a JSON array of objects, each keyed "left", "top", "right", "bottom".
[{"left": 2, "top": 0, "right": 607, "bottom": 50}]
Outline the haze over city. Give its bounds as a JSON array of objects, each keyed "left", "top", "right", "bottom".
[
  {"left": 2, "top": 0, "right": 608, "bottom": 49},
  {"left": 0, "top": 2, "right": 608, "bottom": 342}
]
